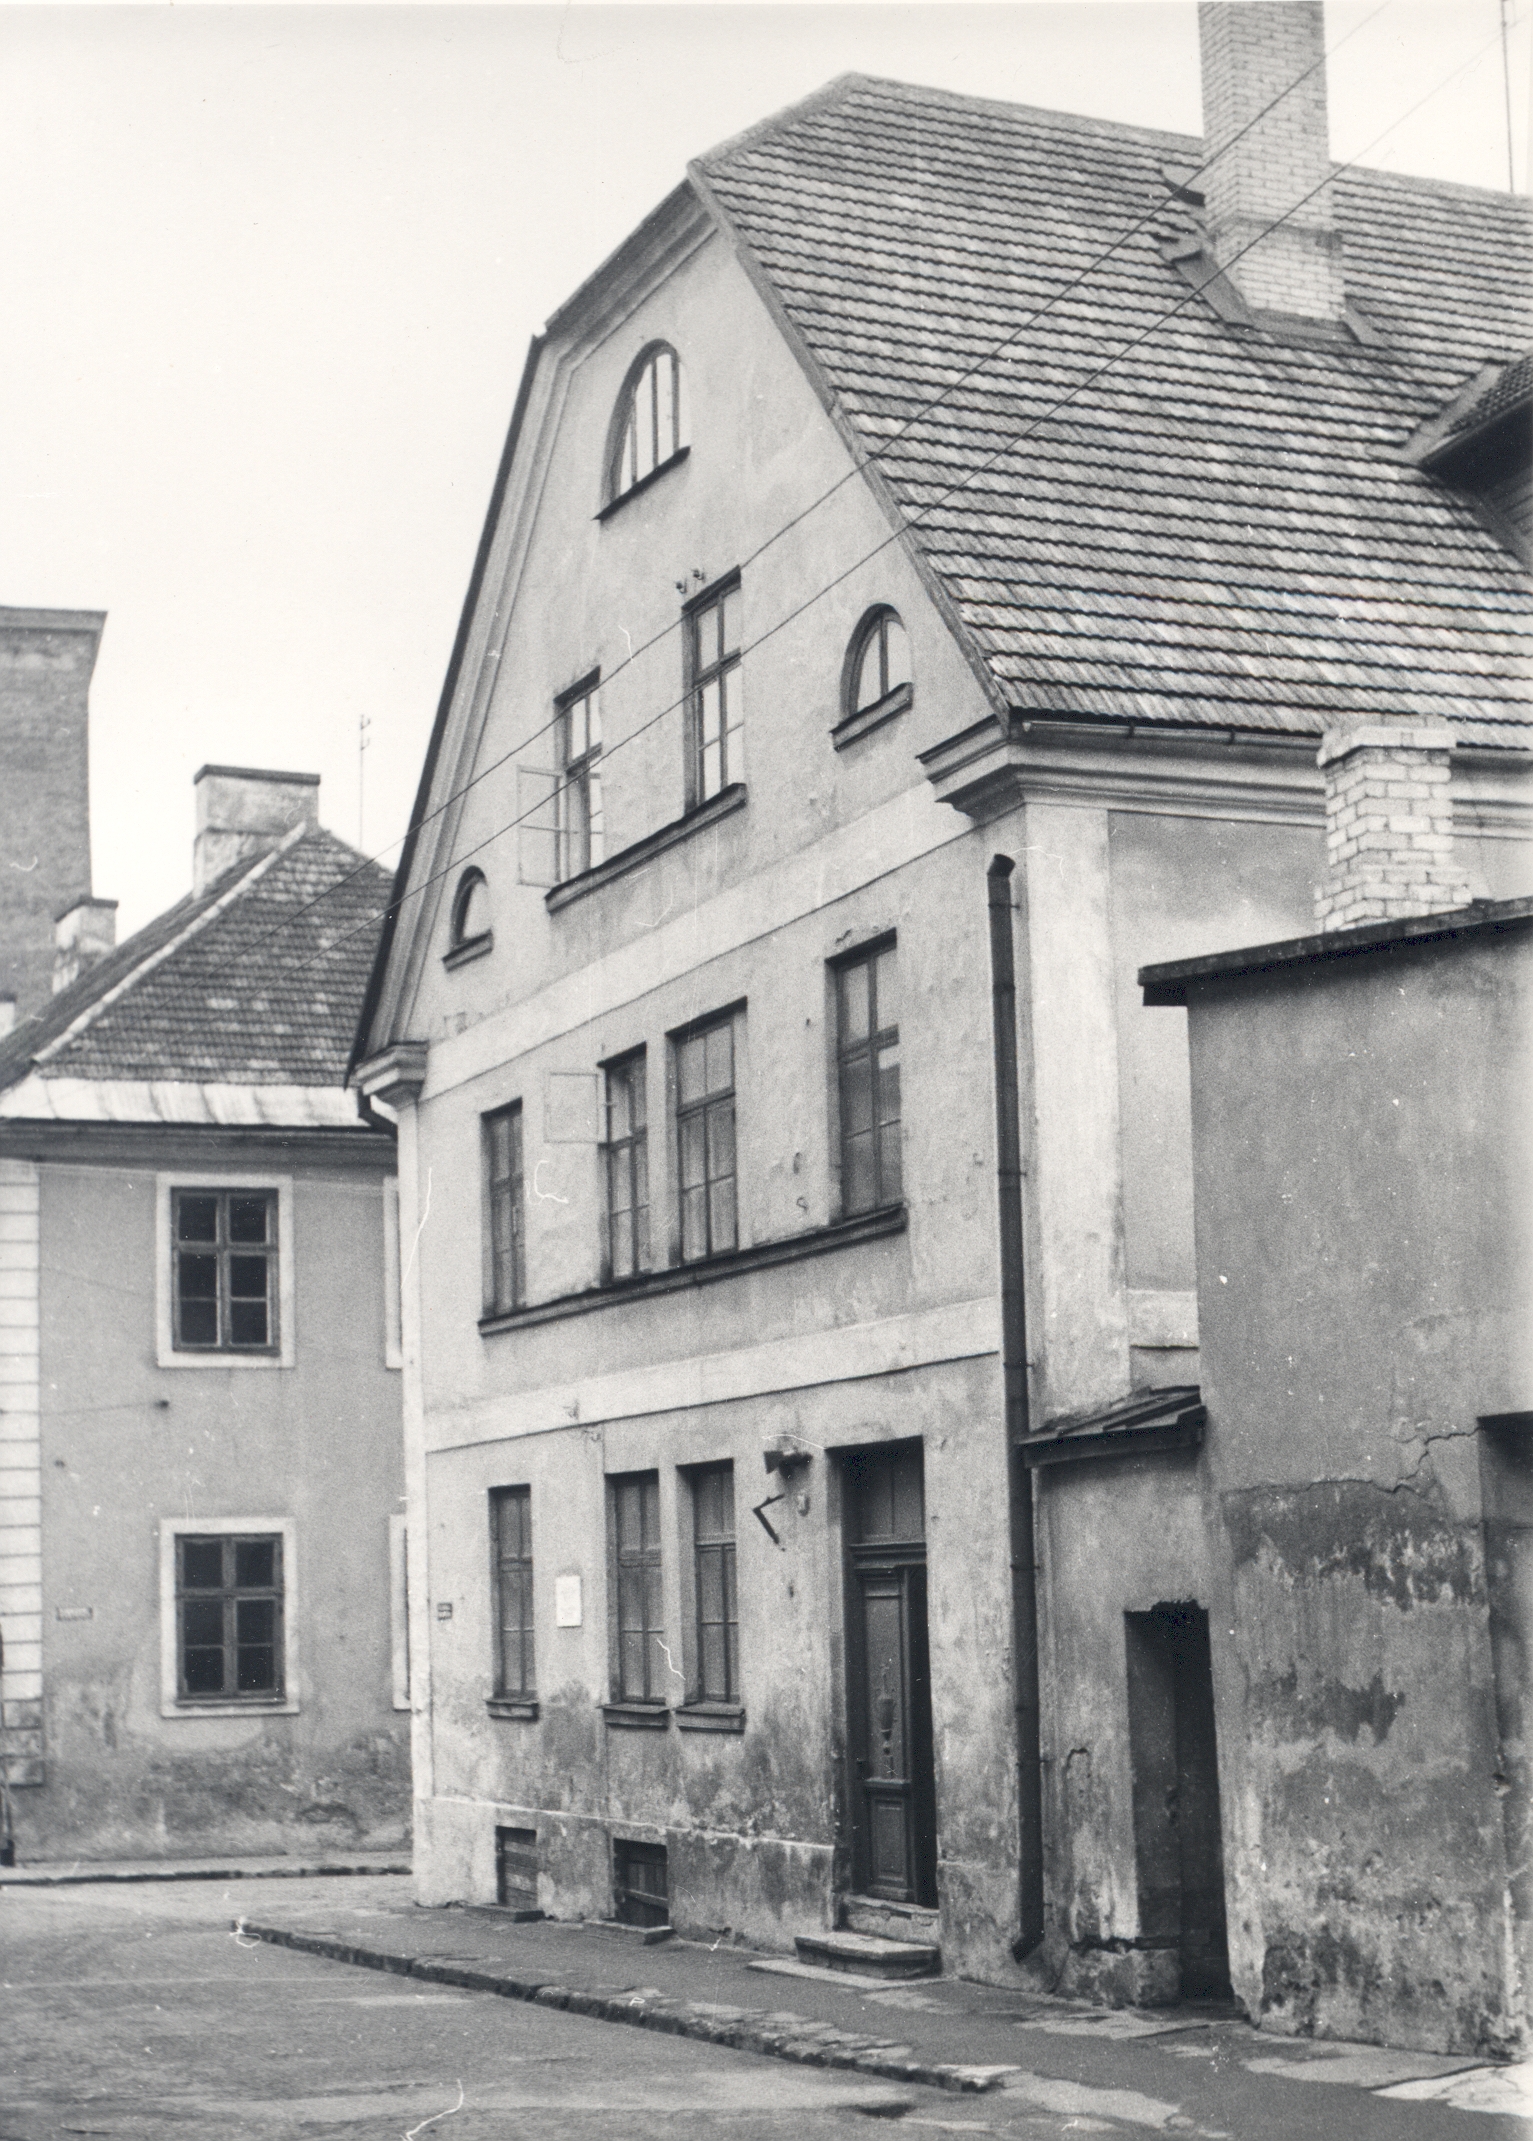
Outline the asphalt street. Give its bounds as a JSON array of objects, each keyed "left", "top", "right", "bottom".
[{"left": 1, "top": 1877, "right": 1526, "bottom": 2139}]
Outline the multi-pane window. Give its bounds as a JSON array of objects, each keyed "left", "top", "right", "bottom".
[
  {"left": 691, "top": 1464, "right": 738, "bottom": 1704},
  {"left": 848, "top": 608, "right": 912, "bottom": 718},
  {"left": 611, "top": 1472, "right": 664, "bottom": 1702},
  {"left": 485, "top": 1103, "right": 525, "bottom": 1315},
  {"left": 837, "top": 943, "right": 902, "bottom": 1214},
  {"left": 687, "top": 579, "right": 743, "bottom": 804},
  {"left": 676, "top": 1016, "right": 737, "bottom": 1262},
  {"left": 176, "top": 1534, "right": 283, "bottom": 1700},
  {"left": 172, "top": 1189, "right": 277, "bottom": 1353},
  {"left": 491, "top": 1487, "right": 535, "bottom": 1700},
  {"left": 611, "top": 345, "right": 682, "bottom": 500},
  {"left": 555, "top": 679, "right": 603, "bottom": 882},
  {"left": 449, "top": 868, "right": 491, "bottom": 950},
  {"left": 603, "top": 1052, "right": 649, "bottom": 1280}
]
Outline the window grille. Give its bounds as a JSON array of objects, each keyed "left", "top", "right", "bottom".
[
  {"left": 176, "top": 1533, "right": 283, "bottom": 1700},
  {"left": 611, "top": 346, "right": 682, "bottom": 501},
  {"left": 172, "top": 1188, "right": 278, "bottom": 1353}
]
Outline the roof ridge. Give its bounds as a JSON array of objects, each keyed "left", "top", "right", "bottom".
[{"left": 30, "top": 822, "right": 310, "bottom": 1072}]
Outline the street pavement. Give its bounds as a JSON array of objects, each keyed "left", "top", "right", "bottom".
[{"left": 1, "top": 1874, "right": 1528, "bottom": 2138}]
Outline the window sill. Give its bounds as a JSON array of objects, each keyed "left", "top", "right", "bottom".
[
  {"left": 164, "top": 1696, "right": 298, "bottom": 1719},
  {"left": 479, "top": 1201, "right": 906, "bottom": 1337},
  {"left": 596, "top": 446, "right": 690, "bottom": 522},
  {"left": 831, "top": 681, "right": 912, "bottom": 751},
  {"left": 675, "top": 1704, "right": 746, "bottom": 1735},
  {"left": 602, "top": 1701, "right": 671, "bottom": 1731},
  {"left": 486, "top": 1696, "right": 539, "bottom": 1721},
  {"left": 546, "top": 785, "right": 746, "bottom": 913},
  {"left": 443, "top": 933, "right": 494, "bottom": 971}
]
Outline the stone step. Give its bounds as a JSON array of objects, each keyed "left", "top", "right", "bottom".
[
  {"left": 793, "top": 1928, "right": 941, "bottom": 1980},
  {"left": 841, "top": 1895, "right": 940, "bottom": 1945}
]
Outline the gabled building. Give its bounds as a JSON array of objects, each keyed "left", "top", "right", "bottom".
[
  {"left": 0, "top": 766, "right": 409, "bottom": 1861},
  {"left": 354, "top": 4, "right": 1530, "bottom": 2050}
]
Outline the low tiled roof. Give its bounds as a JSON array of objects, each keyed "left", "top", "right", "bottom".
[
  {"left": 1448, "top": 350, "right": 1533, "bottom": 436},
  {"left": 695, "top": 77, "right": 1532, "bottom": 745},
  {"left": 0, "top": 826, "right": 392, "bottom": 1092}
]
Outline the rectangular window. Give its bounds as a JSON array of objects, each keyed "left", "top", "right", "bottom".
[
  {"left": 687, "top": 578, "right": 743, "bottom": 805},
  {"left": 675, "top": 1016, "right": 737, "bottom": 1262},
  {"left": 611, "top": 1472, "right": 664, "bottom": 1702},
  {"left": 613, "top": 1838, "right": 670, "bottom": 1928},
  {"left": 175, "top": 1533, "right": 283, "bottom": 1701},
  {"left": 491, "top": 1487, "right": 535, "bottom": 1700},
  {"left": 836, "top": 942, "right": 902, "bottom": 1214},
  {"left": 555, "top": 677, "right": 603, "bottom": 882},
  {"left": 603, "top": 1051, "right": 649, "bottom": 1281},
  {"left": 691, "top": 1464, "right": 738, "bottom": 1704},
  {"left": 171, "top": 1188, "right": 278, "bottom": 1353},
  {"left": 484, "top": 1103, "right": 525, "bottom": 1314}
]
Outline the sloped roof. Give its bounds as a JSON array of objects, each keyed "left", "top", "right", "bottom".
[
  {"left": 1450, "top": 350, "right": 1533, "bottom": 436},
  {"left": 693, "top": 75, "right": 1532, "bottom": 744},
  {"left": 0, "top": 825, "right": 392, "bottom": 1094}
]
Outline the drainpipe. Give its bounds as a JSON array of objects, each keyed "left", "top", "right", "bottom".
[{"left": 987, "top": 854, "right": 1045, "bottom": 1956}]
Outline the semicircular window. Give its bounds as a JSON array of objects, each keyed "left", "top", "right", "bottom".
[
  {"left": 608, "top": 344, "right": 685, "bottom": 504},
  {"left": 839, "top": 608, "right": 912, "bottom": 742},
  {"left": 447, "top": 867, "right": 492, "bottom": 960}
]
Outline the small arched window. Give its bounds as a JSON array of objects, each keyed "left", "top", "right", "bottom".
[
  {"left": 607, "top": 344, "right": 685, "bottom": 504},
  {"left": 446, "top": 867, "right": 492, "bottom": 963},
  {"left": 837, "top": 608, "right": 912, "bottom": 745}
]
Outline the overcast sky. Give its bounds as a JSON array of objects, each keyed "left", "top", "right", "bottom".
[{"left": 2, "top": 1, "right": 1527, "bottom": 936}]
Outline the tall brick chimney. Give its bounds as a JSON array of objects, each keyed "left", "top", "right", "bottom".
[
  {"left": 193, "top": 765, "right": 320, "bottom": 896},
  {"left": 1315, "top": 719, "right": 1471, "bottom": 932},
  {"left": 1199, "top": 1, "right": 1345, "bottom": 323}
]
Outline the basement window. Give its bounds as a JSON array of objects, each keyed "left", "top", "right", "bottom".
[{"left": 613, "top": 1838, "right": 669, "bottom": 1927}]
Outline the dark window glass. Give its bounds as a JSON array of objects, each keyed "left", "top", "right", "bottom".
[
  {"left": 172, "top": 1189, "right": 278, "bottom": 1353},
  {"left": 450, "top": 869, "right": 491, "bottom": 948},
  {"left": 848, "top": 608, "right": 912, "bottom": 717},
  {"left": 611, "top": 346, "right": 681, "bottom": 500},
  {"left": 611, "top": 1473, "right": 663, "bottom": 1702},
  {"left": 555, "top": 681, "right": 604, "bottom": 882},
  {"left": 691, "top": 1464, "right": 738, "bottom": 1703},
  {"left": 175, "top": 1533, "right": 283, "bottom": 1700},
  {"left": 836, "top": 944, "right": 901, "bottom": 1215},
  {"left": 603, "top": 1052, "right": 649, "bottom": 1281},
  {"left": 846, "top": 1442, "right": 925, "bottom": 1545},
  {"left": 687, "top": 580, "right": 743, "bottom": 804},
  {"left": 492, "top": 1486, "right": 535, "bottom": 1699},
  {"left": 485, "top": 1104, "right": 525, "bottom": 1314},
  {"left": 613, "top": 1838, "right": 669, "bottom": 1928},
  {"left": 676, "top": 1018, "right": 737, "bottom": 1263}
]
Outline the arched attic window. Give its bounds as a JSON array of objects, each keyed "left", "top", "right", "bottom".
[
  {"left": 606, "top": 344, "right": 686, "bottom": 506},
  {"left": 834, "top": 606, "right": 913, "bottom": 748},
  {"left": 445, "top": 866, "right": 492, "bottom": 966}
]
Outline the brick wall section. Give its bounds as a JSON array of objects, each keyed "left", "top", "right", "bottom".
[
  {"left": 1199, "top": 0, "right": 1345, "bottom": 321},
  {"left": 1315, "top": 720, "right": 1472, "bottom": 931},
  {"left": 0, "top": 610, "right": 103, "bottom": 1024}
]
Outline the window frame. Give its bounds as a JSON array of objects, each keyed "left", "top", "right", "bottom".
[
  {"left": 832, "top": 937, "right": 903, "bottom": 1218},
  {"left": 553, "top": 673, "right": 604, "bottom": 884},
  {"left": 605, "top": 343, "right": 686, "bottom": 508},
  {"left": 489, "top": 1485, "right": 537, "bottom": 1715},
  {"left": 684, "top": 574, "right": 744, "bottom": 809},
  {"left": 445, "top": 867, "right": 493, "bottom": 965},
  {"left": 607, "top": 1471, "right": 666, "bottom": 1708},
  {"left": 671, "top": 1008, "right": 740, "bottom": 1266},
  {"left": 602, "top": 1048, "right": 649, "bottom": 1282},
  {"left": 155, "top": 1174, "right": 295, "bottom": 1371},
  {"left": 482, "top": 1102, "right": 526, "bottom": 1317},
  {"left": 686, "top": 1462, "right": 739, "bottom": 1709},
  {"left": 158, "top": 1516, "right": 299, "bottom": 1717},
  {"left": 834, "top": 607, "right": 914, "bottom": 748}
]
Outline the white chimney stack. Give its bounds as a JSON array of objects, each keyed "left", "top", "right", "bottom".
[
  {"left": 1315, "top": 719, "right": 1472, "bottom": 933},
  {"left": 1199, "top": 1, "right": 1345, "bottom": 324},
  {"left": 52, "top": 896, "right": 117, "bottom": 995},
  {"left": 193, "top": 765, "right": 320, "bottom": 896}
]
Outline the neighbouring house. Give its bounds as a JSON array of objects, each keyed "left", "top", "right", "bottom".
[
  {"left": 352, "top": 2, "right": 1531, "bottom": 2052},
  {"left": 0, "top": 764, "right": 410, "bottom": 1861},
  {"left": 0, "top": 605, "right": 107, "bottom": 1033}
]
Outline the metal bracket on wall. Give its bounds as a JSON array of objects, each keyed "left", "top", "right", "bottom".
[{"left": 751, "top": 1492, "right": 786, "bottom": 1548}]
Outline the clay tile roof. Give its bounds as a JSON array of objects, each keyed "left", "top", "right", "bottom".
[
  {"left": 695, "top": 76, "right": 1533, "bottom": 745},
  {"left": 0, "top": 825, "right": 393, "bottom": 1090},
  {"left": 1449, "top": 350, "right": 1533, "bottom": 435}
]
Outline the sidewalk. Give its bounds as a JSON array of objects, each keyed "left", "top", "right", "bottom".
[
  {"left": 235, "top": 1884, "right": 1530, "bottom": 2131},
  {"left": 0, "top": 1850, "right": 410, "bottom": 1887}
]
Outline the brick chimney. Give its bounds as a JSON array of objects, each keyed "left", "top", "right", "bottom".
[
  {"left": 1199, "top": 1, "right": 1345, "bottom": 323},
  {"left": 193, "top": 765, "right": 319, "bottom": 896},
  {"left": 1315, "top": 719, "right": 1471, "bottom": 932},
  {"left": 52, "top": 896, "right": 117, "bottom": 994}
]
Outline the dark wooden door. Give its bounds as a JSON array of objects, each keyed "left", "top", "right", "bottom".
[
  {"left": 845, "top": 1443, "right": 937, "bottom": 1906},
  {"left": 1125, "top": 1603, "right": 1231, "bottom": 2000}
]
